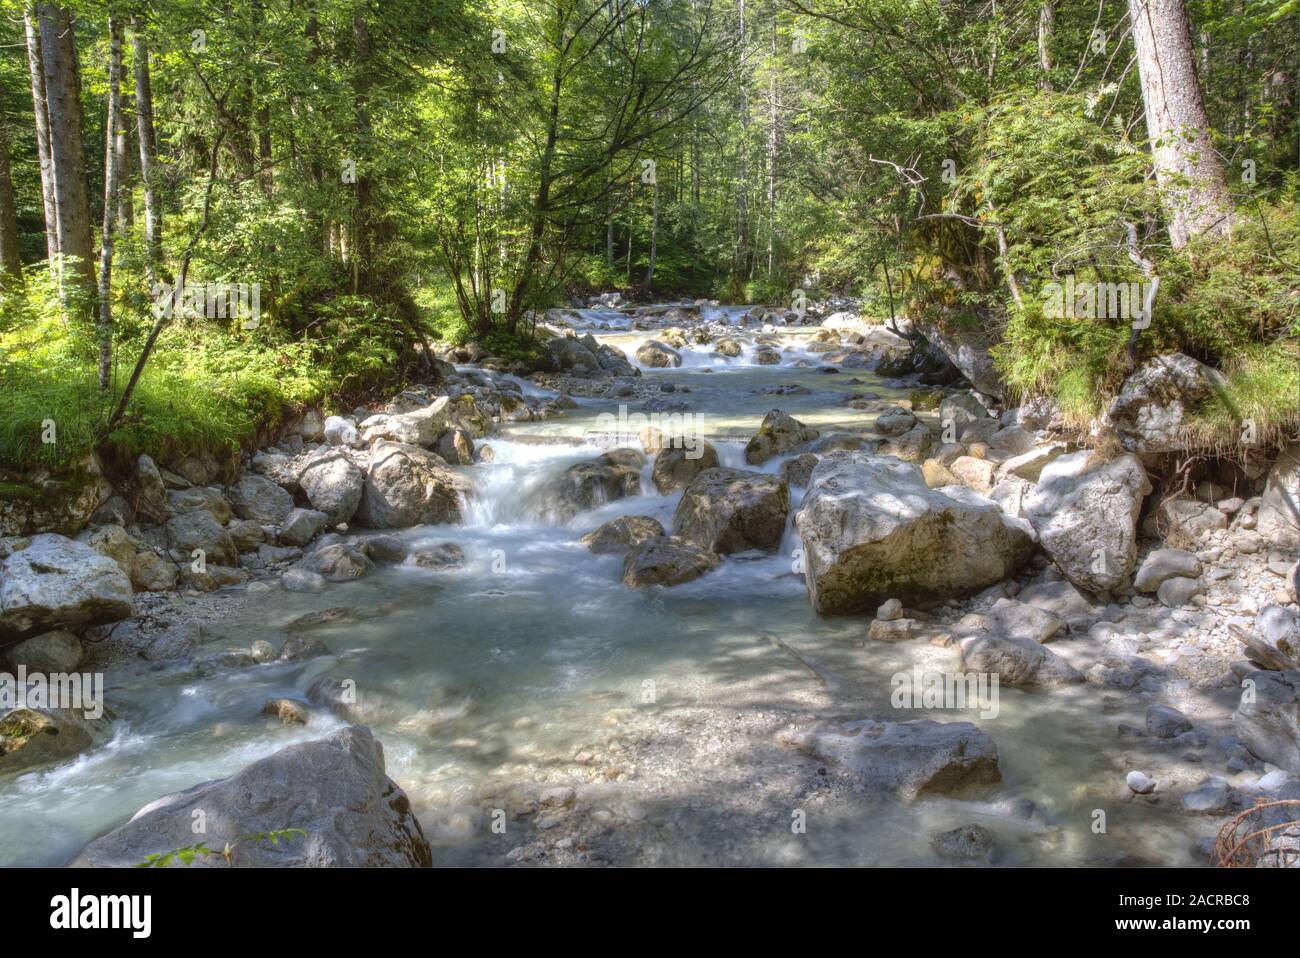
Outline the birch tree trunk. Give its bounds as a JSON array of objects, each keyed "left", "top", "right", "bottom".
[
  {"left": 1038, "top": 2, "right": 1055, "bottom": 90},
  {"left": 113, "top": 76, "right": 132, "bottom": 230},
  {"left": 97, "top": 17, "right": 125, "bottom": 389},
  {"left": 1127, "top": 0, "right": 1233, "bottom": 248},
  {"left": 132, "top": 18, "right": 162, "bottom": 285}
]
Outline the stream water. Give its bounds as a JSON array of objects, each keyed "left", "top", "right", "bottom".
[{"left": 0, "top": 310, "right": 1217, "bottom": 867}]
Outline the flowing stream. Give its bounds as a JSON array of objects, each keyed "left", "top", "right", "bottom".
[{"left": 0, "top": 310, "right": 1218, "bottom": 867}]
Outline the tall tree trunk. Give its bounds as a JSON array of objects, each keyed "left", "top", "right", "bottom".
[
  {"left": 734, "top": 0, "right": 749, "bottom": 278},
  {"left": 625, "top": 195, "right": 633, "bottom": 285},
  {"left": 1242, "top": 34, "right": 1254, "bottom": 135},
  {"left": 766, "top": 0, "right": 778, "bottom": 276},
  {"left": 510, "top": 14, "right": 564, "bottom": 331},
  {"left": 229, "top": 79, "right": 257, "bottom": 181},
  {"left": 605, "top": 189, "right": 614, "bottom": 267},
  {"left": 691, "top": 78, "right": 701, "bottom": 220},
  {"left": 1038, "top": 2, "right": 1055, "bottom": 90},
  {"left": 987, "top": 0, "right": 999, "bottom": 82},
  {"left": 113, "top": 76, "right": 133, "bottom": 230},
  {"left": 131, "top": 18, "right": 162, "bottom": 285},
  {"left": 24, "top": 7, "right": 57, "bottom": 262},
  {"left": 692, "top": 116, "right": 700, "bottom": 217},
  {"left": 40, "top": 3, "right": 94, "bottom": 293},
  {"left": 1128, "top": 0, "right": 1233, "bottom": 248},
  {"left": 97, "top": 17, "right": 125, "bottom": 389},
  {"left": 305, "top": 9, "right": 329, "bottom": 255},
  {"left": 645, "top": 173, "right": 658, "bottom": 289},
  {"left": 254, "top": 0, "right": 273, "bottom": 196},
  {"left": 257, "top": 106, "right": 273, "bottom": 195},
  {"left": 352, "top": 14, "right": 375, "bottom": 295},
  {"left": 0, "top": 86, "right": 23, "bottom": 287}
]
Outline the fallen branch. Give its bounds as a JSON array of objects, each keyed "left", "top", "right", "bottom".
[
  {"left": 1214, "top": 799, "right": 1300, "bottom": 868},
  {"left": 1228, "top": 623, "right": 1298, "bottom": 672}
]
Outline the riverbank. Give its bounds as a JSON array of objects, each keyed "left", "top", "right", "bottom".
[{"left": 1, "top": 299, "right": 1297, "bottom": 868}]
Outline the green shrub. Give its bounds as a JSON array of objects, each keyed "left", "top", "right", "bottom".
[
  {"left": 1187, "top": 339, "right": 1300, "bottom": 450},
  {"left": 0, "top": 272, "right": 420, "bottom": 475}
]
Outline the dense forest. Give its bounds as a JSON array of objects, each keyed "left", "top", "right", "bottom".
[{"left": 0, "top": 0, "right": 1294, "bottom": 481}]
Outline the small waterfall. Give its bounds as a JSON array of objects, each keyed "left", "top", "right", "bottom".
[
  {"left": 495, "top": 371, "right": 558, "bottom": 400},
  {"left": 462, "top": 440, "right": 607, "bottom": 528}
]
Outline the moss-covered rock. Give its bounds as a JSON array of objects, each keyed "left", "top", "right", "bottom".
[{"left": 0, "top": 455, "right": 113, "bottom": 538}]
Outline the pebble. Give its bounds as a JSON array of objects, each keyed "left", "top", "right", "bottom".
[
  {"left": 1126, "top": 771, "right": 1157, "bottom": 794},
  {"left": 868, "top": 617, "right": 916, "bottom": 641},
  {"left": 261, "top": 698, "right": 309, "bottom": 724}
]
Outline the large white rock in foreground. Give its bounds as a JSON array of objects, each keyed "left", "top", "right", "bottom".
[
  {"left": 1024, "top": 450, "right": 1151, "bottom": 593},
  {"left": 794, "top": 453, "right": 1034, "bottom": 614},
  {"left": 0, "top": 534, "right": 134, "bottom": 640}
]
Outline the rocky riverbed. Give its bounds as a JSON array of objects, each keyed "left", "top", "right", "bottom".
[{"left": 1, "top": 299, "right": 1297, "bottom": 868}]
